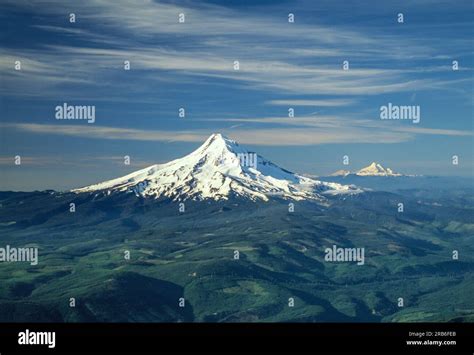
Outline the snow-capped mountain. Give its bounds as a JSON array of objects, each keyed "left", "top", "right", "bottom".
[
  {"left": 355, "top": 162, "right": 402, "bottom": 176},
  {"left": 73, "top": 133, "right": 362, "bottom": 202},
  {"left": 328, "top": 162, "right": 402, "bottom": 177}
]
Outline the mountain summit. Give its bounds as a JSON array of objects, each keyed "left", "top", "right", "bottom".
[
  {"left": 73, "top": 133, "right": 361, "bottom": 201},
  {"left": 329, "top": 162, "right": 402, "bottom": 177},
  {"left": 356, "top": 162, "right": 402, "bottom": 176}
]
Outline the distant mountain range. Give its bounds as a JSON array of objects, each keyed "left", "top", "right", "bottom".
[
  {"left": 73, "top": 133, "right": 361, "bottom": 202},
  {"left": 318, "top": 162, "right": 472, "bottom": 192},
  {"left": 330, "top": 162, "right": 403, "bottom": 177}
]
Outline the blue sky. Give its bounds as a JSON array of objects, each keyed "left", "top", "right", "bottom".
[{"left": 0, "top": 0, "right": 473, "bottom": 190}]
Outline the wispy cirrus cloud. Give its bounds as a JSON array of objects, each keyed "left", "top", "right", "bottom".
[
  {"left": 3, "top": 118, "right": 470, "bottom": 147},
  {"left": 0, "top": 155, "right": 155, "bottom": 168},
  {"left": 1, "top": 0, "right": 470, "bottom": 102},
  {"left": 266, "top": 99, "right": 357, "bottom": 107}
]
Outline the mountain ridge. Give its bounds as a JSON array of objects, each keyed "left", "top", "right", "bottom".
[
  {"left": 330, "top": 162, "right": 403, "bottom": 177},
  {"left": 73, "top": 133, "right": 362, "bottom": 202}
]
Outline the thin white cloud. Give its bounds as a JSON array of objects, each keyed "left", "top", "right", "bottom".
[
  {"left": 2, "top": 119, "right": 470, "bottom": 147},
  {"left": 3, "top": 123, "right": 207, "bottom": 143},
  {"left": 266, "top": 99, "right": 356, "bottom": 107},
  {"left": 1, "top": 0, "right": 469, "bottom": 99}
]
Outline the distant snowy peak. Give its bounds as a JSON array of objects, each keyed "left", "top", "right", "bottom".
[
  {"left": 356, "top": 162, "right": 402, "bottom": 176},
  {"left": 73, "top": 133, "right": 363, "bottom": 202},
  {"left": 355, "top": 162, "right": 402, "bottom": 176},
  {"left": 329, "top": 162, "right": 404, "bottom": 177}
]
